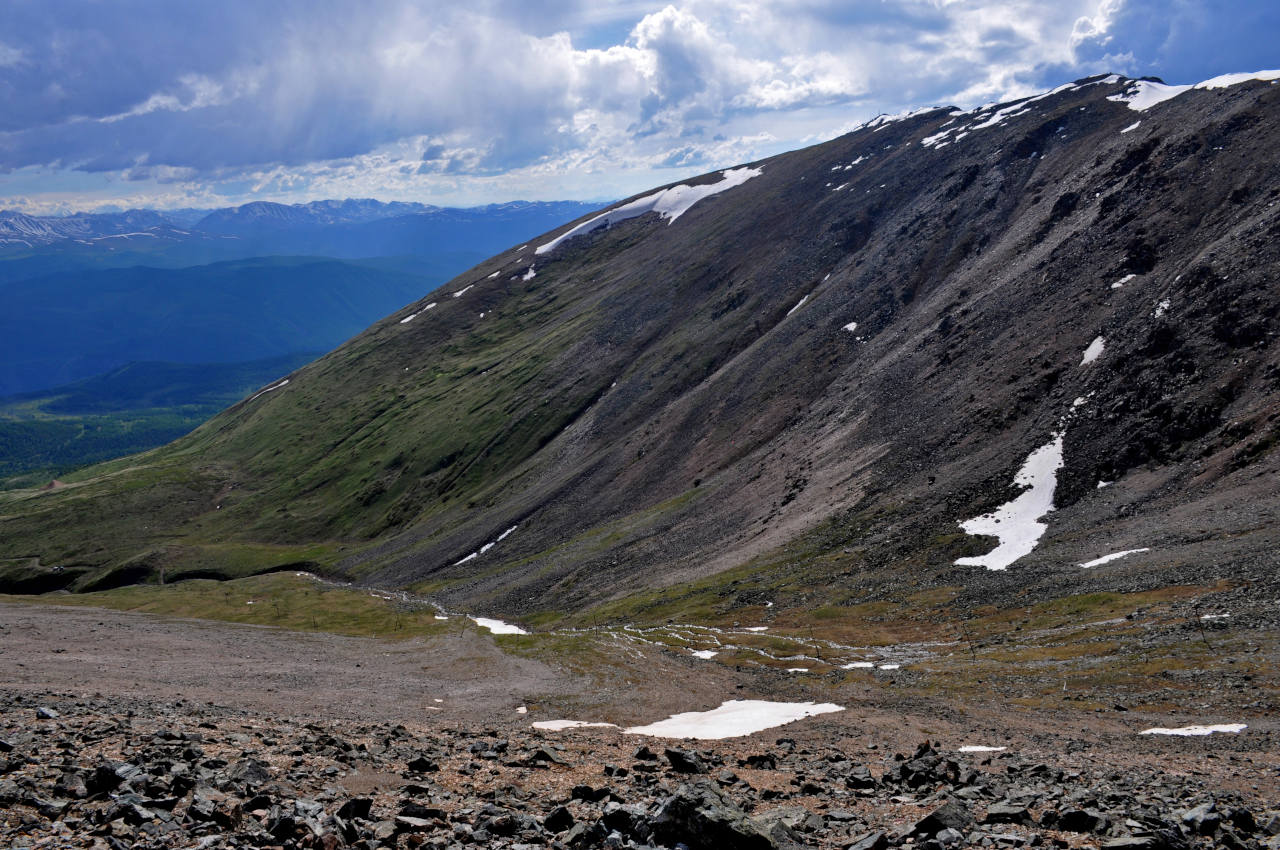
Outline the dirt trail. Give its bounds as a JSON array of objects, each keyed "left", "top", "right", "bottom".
[{"left": 0, "top": 603, "right": 577, "bottom": 723}]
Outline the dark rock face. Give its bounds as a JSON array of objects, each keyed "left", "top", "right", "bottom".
[
  {"left": 912, "top": 799, "right": 971, "bottom": 837},
  {"left": 648, "top": 782, "right": 794, "bottom": 850}
]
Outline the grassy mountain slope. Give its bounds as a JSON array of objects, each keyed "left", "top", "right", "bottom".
[
  {"left": 0, "top": 353, "right": 318, "bottom": 482},
  {"left": 2, "top": 75, "right": 1278, "bottom": 621}
]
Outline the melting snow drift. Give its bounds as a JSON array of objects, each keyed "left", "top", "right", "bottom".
[
  {"left": 1108, "top": 70, "right": 1280, "bottom": 112},
  {"left": 1140, "top": 723, "right": 1246, "bottom": 737},
  {"left": 1080, "top": 548, "right": 1150, "bottom": 568},
  {"left": 955, "top": 434, "right": 1065, "bottom": 571},
  {"left": 399, "top": 302, "right": 437, "bottom": 324},
  {"left": 536, "top": 167, "right": 762, "bottom": 255},
  {"left": 1081, "top": 336, "right": 1106, "bottom": 365},
  {"left": 246, "top": 379, "right": 289, "bottom": 403},
  {"left": 623, "top": 700, "right": 844, "bottom": 740},
  {"left": 957, "top": 745, "right": 1007, "bottom": 753},
  {"left": 470, "top": 617, "right": 528, "bottom": 635},
  {"left": 532, "top": 720, "right": 617, "bottom": 731}
]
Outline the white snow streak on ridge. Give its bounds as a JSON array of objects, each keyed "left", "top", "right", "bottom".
[
  {"left": 955, "top": 434, "right": 1065, "bottom": 571},
  {"left": 958, "top": 745, "right": 1006, "bottom": 752},
  {"left": 1139, "top": 723, "right": 1246, "bottom": 737},
  {"left": 247, "top": 379, "right": 289, "bottom": 403},
  {"left": 622, "top": 700, "right": 844, "bottom": 740},
  {"left": 453, "top": 525, "right": 519, "bottom": 566},
  {"left": 1080, "top": 548, "right": 1150, "bottom": 568},
  {"left": 1109, "top": 70, "right": 1280, "bottom": 112},
  {"left": 1081, "top": 336, "right": 1105, "bottom": 365},
  {"left": 691, "top": 650, "right": 718, "bottom": 659},
  {"left": 786, "top": 294, "right": 810, "bottom": 316},
  {"left": 1121, "top": 121, "right": 1141, "bottom": 133},
  {"left": 536, "top": 167, "right": 763, "bottom": 255},
  {"left": 400, "top": 302, "right": 436, "bottom": 324},
  {"left": 470, "top": 617, "right": 528, "bottom": 635},
  {"left": 1111, "top": 274, "right": 1136, "bottom": 289}
]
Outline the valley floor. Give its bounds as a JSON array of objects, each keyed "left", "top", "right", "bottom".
[{"left": 0, "top": 601, "right": 1276, "bottom": 849}]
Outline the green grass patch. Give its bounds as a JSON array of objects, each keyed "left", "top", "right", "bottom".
[{"left": 1, "top": 572, "right": 454, "bottom": 639}]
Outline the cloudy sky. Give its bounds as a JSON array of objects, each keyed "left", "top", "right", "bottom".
[{"left": 2, "top": 0, "right": 1277, "bottom": 213}]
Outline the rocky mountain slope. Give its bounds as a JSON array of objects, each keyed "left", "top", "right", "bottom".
[{"left": 2, "top": 73, "right": 1278, "bottom": 624}]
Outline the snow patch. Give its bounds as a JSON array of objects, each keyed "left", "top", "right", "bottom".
[
  {"left": 1154, "top": 299, "right": 1171, "bottom": 318},
  {"left": 1200, "top": 613, "right": 1230, "bottom": 621},
  {"left": 399, "top": 302, "right": 437, "bottom": 324},
  {"left": 246, "top": 379, "right": 289, "bottom": 403},
  {"left": 843, "top": 321, "right": 858, "bottom": 332},
  {"left": 536, "top": 167, "right": 762, "bottom": 255},
  {"left": 453, "top": 525, "right": 518, "bottom": 566},
  {"left": 877, "top": 663, "right": 900, "bottom": 670},
  {"left": 841, "top": 662, "right": 875, "bottom": 669},
  {"left": 955, "top": 434, "right": 1065, "bottom": 571},
  {"left": 742, "top": 626, "right": 769, "bottom": 632},
  {"left": 1139, "top": 723, "right": 1246, "bottom": 737},
  {"left": 452, "top": 284, "right": 474, "bottom": 298},
  {"left": 533, "top": 720, "right": 617, "bottom": 731},
  {"left": 957, "top": 745, "right": 1006, "bottom": 753},
  {"left": 622, "top": 700, "right": 844, "bottom": 740},
  {"left": 515, "top": 706, "right": 527, "bottom": 714},
  {"left": 786, "top": 294, "right": 810, "bottom": 316},
  {"left": 1080, "top": 548, "right": 1150, "bottom": 568},
  {"left": 1109, "top": 70, "right": 1280, "bottom": 112},
  {"left": 1120, "top": 121, "right": 1141, "bottom": 133},
  {"left": 1108, "top": 80, "right": 1191, "bottom": 111},
  {"left": 470, "top": 617, "right": 528, "bottom": 635},
  {"left": 1197, "top": 70, "right": 1280, "bottom": 89},
  {"left": 522, "top": 266, "right": 536, "bottom": 281},
  {"left": 691, "top": 650, "right": 718, "bottom": 659},
  {"left": 1111, "top": 274, "right": 1136, "bottom": 289},
  {"left": 1081, "top": 336, "right": 1105, "bottom": 365}
]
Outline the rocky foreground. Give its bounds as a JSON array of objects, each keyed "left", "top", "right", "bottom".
[{"left": 2, "top": 689, "right": 1276, "bottom": 850}]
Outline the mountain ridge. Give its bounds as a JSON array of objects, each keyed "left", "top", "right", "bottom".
[{"left": 2, "top": 72, "right": 1277, "bottom": 624}]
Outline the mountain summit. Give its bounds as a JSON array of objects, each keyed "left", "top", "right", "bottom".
[{"left": 2, "top": 73, "right": 1278, "bottom": 621}]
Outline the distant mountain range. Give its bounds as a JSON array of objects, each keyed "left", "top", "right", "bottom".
[
  {"left": 0, "top": 199, "right": 606, "bottom": 275},
  {"left": 0, "top": 197, "right": 607, "bottom": 398},
  {"left": 0, "top": 256, "right": 439, "bottom": 396}
]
